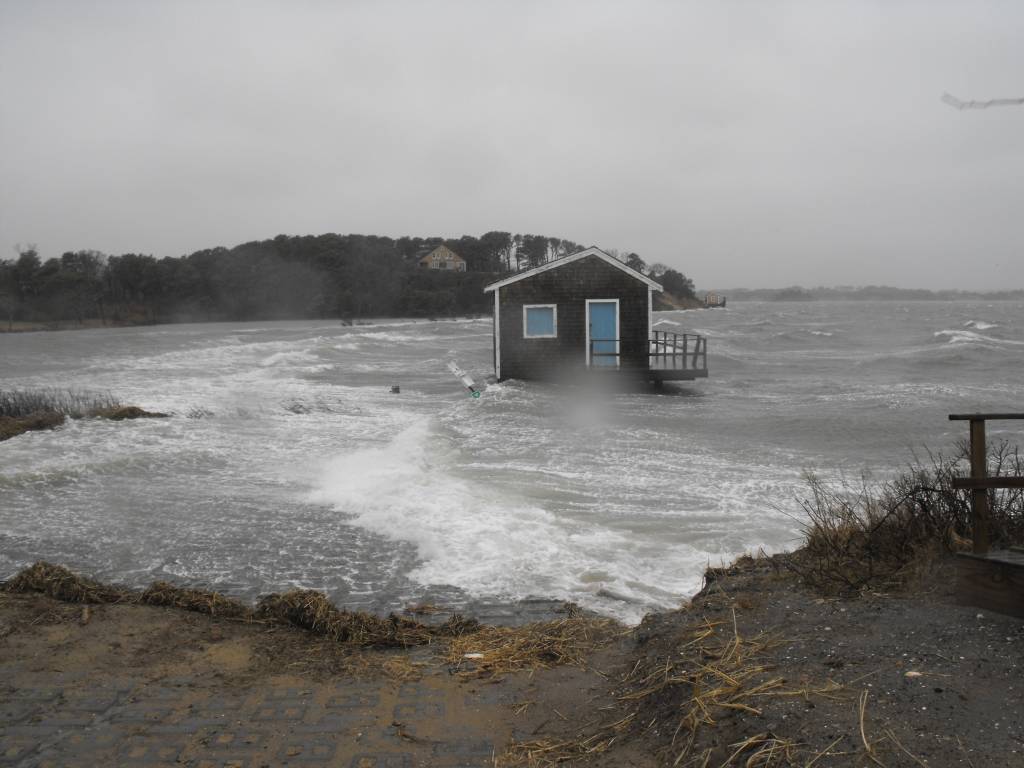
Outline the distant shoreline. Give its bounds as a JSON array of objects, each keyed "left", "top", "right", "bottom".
[{"left": 4, "top": 294, "right": 1021, "bottom": 335}]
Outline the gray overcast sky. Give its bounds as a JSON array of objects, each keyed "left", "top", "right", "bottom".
[{"left": 1, "top": 1, "right": 1022, "bottom": 290}]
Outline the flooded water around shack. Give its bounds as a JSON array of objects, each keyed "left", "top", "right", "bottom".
[{"left": 2, "top": 301, "right": 1023, "bottom": 623}]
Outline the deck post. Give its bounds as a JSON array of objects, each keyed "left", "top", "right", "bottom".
[{"left": 969, "top": 418, "right": 989, "bottom": 555}]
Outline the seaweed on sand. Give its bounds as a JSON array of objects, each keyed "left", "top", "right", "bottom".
[
  {"left": 139, "top": 581, "right": 252, "bottom": 619},
  {"left": 255, "top": 589, "right": 451, "bottom": 648},
  {"left": 3, "top": 562, "right": 130, "bottom": 604}
]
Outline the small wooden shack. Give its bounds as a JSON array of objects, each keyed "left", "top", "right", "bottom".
[{"left": 484, "top": 247, "right": 708, "bottom": 383}]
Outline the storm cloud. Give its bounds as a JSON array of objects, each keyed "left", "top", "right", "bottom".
[{"left": 1, "top": 1, "right": 1022, "bottom": 290}]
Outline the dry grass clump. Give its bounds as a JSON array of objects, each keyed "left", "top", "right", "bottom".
[
  {"left": 446, "top": 616, "right": 621, "bottom": 678},
  {"left": 618, "top": 617, "right": 839, "bottom": 766},
  {"left": 499, "top": 615, "right": 841, "bottom": 767},
  {"left": 790, "top": 441, "right": 1024, "bottom": 595},
  {"left": 3, "top": 561, "right": 130, "bottom": 604},
  {"left": 139, "top": 581, "right": 252, "bottom": 619}
]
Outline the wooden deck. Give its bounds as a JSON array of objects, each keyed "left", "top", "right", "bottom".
[{"left": 647, "top": 331, "right": 708, "bottom": 381}]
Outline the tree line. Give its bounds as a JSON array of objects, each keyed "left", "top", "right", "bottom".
[{"left": 0, "top": 231, "right": 696, "bottom": 329}]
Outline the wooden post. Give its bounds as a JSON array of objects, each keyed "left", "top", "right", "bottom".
[{"left": 970, "top": 418, "right": 989, "bottom": 555}]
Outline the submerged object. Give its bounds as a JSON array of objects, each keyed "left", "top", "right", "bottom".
[{"left": 447, "top": 361, "right": 481, "bottom": 398}]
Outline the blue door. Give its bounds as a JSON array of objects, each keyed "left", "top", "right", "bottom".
[{"left": 588, "top": 301, "right": 618, "bottom": 367}]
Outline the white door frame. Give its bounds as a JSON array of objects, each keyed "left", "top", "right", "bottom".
[
  {"left": 585, "top": 298, "right": 620, "bottom": 368},
  {"left": 493, "top": 288, "right": 501, "bottom": 380}
]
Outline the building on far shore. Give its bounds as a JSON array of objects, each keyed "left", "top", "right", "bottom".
[
  {"left": 419, "top": 245, "right": 466, "bottom": 272},
  {"left": 704, "top": 292, "right": 727, "bottom": 308}
]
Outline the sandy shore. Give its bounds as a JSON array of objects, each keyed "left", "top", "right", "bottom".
[{"left": 1, "top": 557, "right": 1022, "bottom": 766}]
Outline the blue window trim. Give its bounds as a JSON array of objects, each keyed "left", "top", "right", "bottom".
[{"left": 523, "top": 304, "right": 558, "bottom": 338}]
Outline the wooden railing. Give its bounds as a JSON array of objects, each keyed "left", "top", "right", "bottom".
[
  {"left": 649, "top": 331, "right": 707, "bottom": 371},
  {"left": 587, "top": 331, "right": 709, "bottom": 371},
  {"left": 949, "top": 413, "right": 1024, "bottom": 555}
]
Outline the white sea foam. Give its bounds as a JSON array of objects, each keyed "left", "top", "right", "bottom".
[
  {"left": 963, "top": 320, "right": 998, "bottom": 330},
  {"left": 934, "top": 329, "right": 1022, "bottom": 346},
  {"left": 260, "top": 350, "right": 320, "bottom": 367},
  {"left": 308, "top": 418, "right": 715, "bottom": 621},
  {"left": 348, "top": 331, "right": 425, "bottom": 344}
]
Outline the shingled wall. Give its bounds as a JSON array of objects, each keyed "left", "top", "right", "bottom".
[{"left": 495, "top": 254, "right": 650, "bottom": 381}]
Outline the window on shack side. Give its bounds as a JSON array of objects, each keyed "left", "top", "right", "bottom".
[{"left": 523, "top": 304, "right": 557, "bottom": 338}]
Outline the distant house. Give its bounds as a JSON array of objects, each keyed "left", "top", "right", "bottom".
[
  {"left": 419, "top": 245, "right": 466, "bottom": 272},
  {"left": 704, "top": 292, "right": 727, "bottom": 308},
  {"left": 483, "top": 247, "right": 708, "bottom": 384}
]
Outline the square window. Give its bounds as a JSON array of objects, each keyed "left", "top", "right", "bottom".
[{"left": 524, "top": 305, "right": 557, "bottom": 338}]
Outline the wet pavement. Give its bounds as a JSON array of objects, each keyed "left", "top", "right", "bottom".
[
  {"left": 0, "top": 594, "right": 579, "bottom": 768},
  {"left": 1, "top": 669, "right": 510, "bottom": 767}
]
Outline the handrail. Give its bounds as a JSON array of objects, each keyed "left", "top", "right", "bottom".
[
  {"left": 587, "top": 331, "right": 709, "bottom": 371},
  {"left": 948, "top": 413, "right": 1024, "bottom": 555},
  {"left": 649, "top": 331, "right": 707, "bottom": 371},
  {"left": 588, "top": 337, "right": 620, "bottom": 366},
  {"left": 950, "top": 413, "right": 1024, "bottom": 421}
]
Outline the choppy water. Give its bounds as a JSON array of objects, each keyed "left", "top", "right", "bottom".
[{"left": 2, "top": 301, "right": 1023, "bottom": 622}]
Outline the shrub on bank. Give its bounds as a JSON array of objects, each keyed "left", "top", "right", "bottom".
[
  {"left": 790, "top": 441, "right": 1024, "bottom": 594},
  {"left": 0, "top": 388, "right": 169, "bottom": 441}
]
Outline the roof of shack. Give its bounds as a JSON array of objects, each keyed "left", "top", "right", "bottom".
[{"left": 483, "top": 247, "right": 664, "bottom": 293}]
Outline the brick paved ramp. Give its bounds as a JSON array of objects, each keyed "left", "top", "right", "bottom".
[{"left": 0, "top": 593, "right": 589, "bottom": 768}]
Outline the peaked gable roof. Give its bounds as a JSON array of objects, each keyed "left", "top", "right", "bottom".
[
  {"left": 419, "top": 244, "right": 464, "bottom": 263},
  {"left": 483, "top": 247, "right": 663, "bottom": 293}
]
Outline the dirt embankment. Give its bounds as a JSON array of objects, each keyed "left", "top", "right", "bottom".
[
  {"left": 653, "top": 292, "right": 705, "bottom": 311},
  {"left": 1, "top": 557, "right": 1021, "bottom": 766},
  {"left": 510, "top": 555, "right": 1023, "bottom": 766}
]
